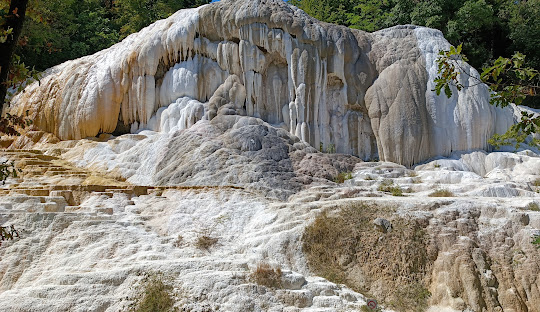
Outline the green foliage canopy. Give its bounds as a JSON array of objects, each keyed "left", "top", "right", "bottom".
[
  {"left": 434, "top": 44, "right": 540, "bottom": 149},
  {"left": 289, "top": 0, "right": 539, "bottom": 73},
  {"left": 17, "top": 0, "right": 210, "bottom": 71}
]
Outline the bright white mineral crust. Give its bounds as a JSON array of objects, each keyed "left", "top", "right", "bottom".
[
  {"left": 8, "top": 0, "right": 524, "bottom": 166},
  {"left": 2, "top": 0, "right": 540, "bottom": 312}
]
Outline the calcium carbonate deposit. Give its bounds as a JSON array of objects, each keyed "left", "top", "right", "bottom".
[{"left": 1, "top": 0, "right": 539, "bottom": 311}]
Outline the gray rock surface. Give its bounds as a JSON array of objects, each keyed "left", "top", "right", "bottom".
[{"left": 373, "top": 217, "right": 393, "bottom": 233}]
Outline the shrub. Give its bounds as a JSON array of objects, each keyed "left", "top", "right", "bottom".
[
  {"left": 390, "top": 282, "right": 431, "bottom": 312},
  {"left": 129, "top": 273, "right": 176, "bottom": 312},
  {"left": 0, "top": 225, "right": 20, "bottom": 247},
  {"left": 428, "top": 189, "right": 454, "bottom": 197},
  {"left": 377, "top": 179, "right": 392, "bottom": 190},
  {"left": 527, "top": 202, "right": 540, "bottom": 211},
  {"left": 195, "top": 235, "right": 218, "bottom": 250},
  {"left": 320, "top": 142, "right": 337, "bottom": 153},
  {"left": 326, "top": 143, "right": 336, "bottom": 154},
  {"left": 0, "top": 160, "right": 21, "bottom": 185},
  {"left": 361, "top": 305, "right": 383, "bottom": 312},
  {"left": 377, "top": 179, "right": 403, "bottom": 196},
  {"left": 334, "top": 171, "right": 353, "bottom": 183},
  {"left": 249, "top": 262, "right": 282, "bottom": 288},
  {"left": 533, "top": 234, "right": 540, "bottom": 248},
  {"left": 391, "top": 187, "right": 404, "bottom": 196}
]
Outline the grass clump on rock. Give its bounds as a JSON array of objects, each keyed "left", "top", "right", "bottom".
[
  {"left": 428, "top": 189, "right": 454, "bottom": 197},
  {"left": 129, "top": 272, "right": 176, "bottom": 312},
  {"left": 377, "top": 179, "right": 403, "bottom": 196},
  {"left": 334, "top": 171, "right": 353, "bottom": 183},
  {"left": 195, "top": 235, "right": 218, "bottom": 250},
  {"left": 249, "top": 262, "right": 282, "bottom": 288},
  {"left": 527, "top": 202, "right": 540, "bottom": 211}
]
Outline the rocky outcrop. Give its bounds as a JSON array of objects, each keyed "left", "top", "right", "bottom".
[
  {"left": 1, "top": 146, "right": 540, "bottom": 311},
  {"left": 8, "top": 0, "right": 518, "bottom": 166}
]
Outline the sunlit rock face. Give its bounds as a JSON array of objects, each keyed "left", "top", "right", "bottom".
[{"left": 8, "top": 0, "right": 518, "bottom": 166}]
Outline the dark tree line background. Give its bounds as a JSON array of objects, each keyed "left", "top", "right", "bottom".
[{"left": 13, "top": 0, "right": 210, "bottom": 72}]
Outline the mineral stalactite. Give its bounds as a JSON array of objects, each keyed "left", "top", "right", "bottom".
[{"left": 8, "top": 0, "right": 518, "bottom": 166}]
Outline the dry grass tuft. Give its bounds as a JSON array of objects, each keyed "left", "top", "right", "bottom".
[
  {"left": 249, "top": 262, "right": 282, "bottom": 288},
  {"left": 526, "top": 202, "right": 540, "bottom": 211},
  {"left": 302, "top": 202, "right": 433, "bottom": 310},
  {"left": 129, "top": 273, "right": 176, "bottom": 312},
  {"left": 173, "top": 235, "right": 184, "bottom": 248},
  {"left": 195, "top": 235, "right": 218, "bottom": 250},
  {"left": 428, "top": 189, "right": 454, "bottom": 197}
]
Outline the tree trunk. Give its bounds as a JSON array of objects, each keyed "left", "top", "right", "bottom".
[{"left": 0, "top": 0, "right": 29, "bottom": 112}]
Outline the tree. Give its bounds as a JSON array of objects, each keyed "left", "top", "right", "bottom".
[
  {"left": 113, "top": 0, "right": 211, "bottom": 39},
  {"left": 347, "top": 0, "right": 393, "bottom": 32},
  {"left": 434, "top": 44, "right": 540, "bottom": 148},
  {"left": 16, "top": 0, "right": 211, "bottom": 72},
  {"left": 1, "top": 0, "right": 34, "bottom": 141},
  {"left": 289, "top": 0, "right": 539, "bottom": 108},
  {"left": 15, "top": 0, "right": 120, "bottom": 71},
  {"left": 0, "top": 0, "right": 29, "bottom": 107},
  {"left": 288, "top": 0, "right": 353, "bottom": 26}
]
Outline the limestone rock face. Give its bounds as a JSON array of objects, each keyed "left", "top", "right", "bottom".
[{"left": 8, "top": 0, "right": 518, "bottom": 166}]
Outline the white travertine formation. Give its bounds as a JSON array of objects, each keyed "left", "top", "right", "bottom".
[
  {"left": 1, "top": 146, "right": 540, "bottom": 312},
  {"left": 8, "top": 0, "right": 520, "bottom": 166}
]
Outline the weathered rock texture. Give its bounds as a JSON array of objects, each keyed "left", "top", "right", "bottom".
[
  {"left": 1, "top": 147, "right": 540, "bottom": 312},
  {"left": 8, "top": 0, "right": 519, "bottom": 166}
]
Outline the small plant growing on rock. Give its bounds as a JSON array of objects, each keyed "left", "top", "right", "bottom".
[
  {"left": 390, "top": 282, "right": 431, "bottom": 312},
  {"left": 195, "top": 235, "right": 218, "bottom": 250},
  {"left": 326, "top": 143, "right": 336, "bottom": 154},
  {"left": 173, "top": 235, "right": 184, "bottom": 248},
  {"left": 0, "top": 225, "right": 19, "bottom": 247},
  {"left": 0, "top": 160, "right": 21, "bottom": 184},
  {"left": 361, "top": 305, "right": 383, "bottom": 312},
  {"left": 526, "top": 202, "right": 540, "bottom": 211},
  {"left": 428, "top": 189, "right": 454, "bottom": 197},
  {"left": 434, "top": 163, "right": 441, "bottom": 168},
  {"left": 532, "top": 233, "right": 540, "bottom": 248},
  {"left": 377, "top": 179, "right": 392, "bottom": 191},
  {"left": 128, "top": 272, "right": 176, "bottom": 312},
  {"left": 249, "top": 262, "right": 282, "bottom": 289},
  {"left": 377, "top": 179, "right": 403, "bottom": 196},
  {"left": 391, "top": 187, "right": 403, "bottom": 196},
  {"left": 532, "top": 179, "right": 540, "bottom": 192},
  {"left": 334, "top": 171, "right": 353, "bottom": 183},
  {"left": 193, "top": 214, "right": 229, "bottom": 250}
]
